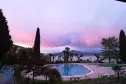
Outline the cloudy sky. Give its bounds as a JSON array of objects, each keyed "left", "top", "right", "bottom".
[{"left": 0, "top": 0, "right": 126, "bottom": 53}]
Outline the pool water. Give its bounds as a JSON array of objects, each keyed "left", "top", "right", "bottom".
[
  {"left": 98, "top": 63, "right": 126, "bottom": 67},
  {"left": 0, "top": 66, "right": 13, "bottom": 82},
  {"left": 50, "top": 64, "right": 91, "bottom": 76}
]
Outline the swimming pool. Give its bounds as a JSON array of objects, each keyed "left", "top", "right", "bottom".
[
  {"left": 0, "top": 66, "right": 14, "bottom": 83},
  {"left": 98, "top": 63, "right": 126, "bottom": 67},
  {"left": 49, "top": 63, "right": 91, "bottom": 77}
]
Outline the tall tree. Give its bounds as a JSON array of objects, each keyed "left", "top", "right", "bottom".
[
  {"left": 94, "top": 53, "right": 100, "bottom": 63},
  {"left": 49, "top": 53, "right": 52, "bottom": 63},
  {"left": 119, "top": 30, "right": 126, "bottom": 63},
  {"left": 76, "top": 54, "right": 83, "bottom": 62},
  {"left": 101, "top": 36, "right": 119, "bottom": 63},
  {"left": 69, "top": 53, "right": 74, "bottom": 62},
  {"left": 0, "top": 9, "right": 13, "bottom": 65},
  {"left": 33, "top": 27, "right": 40, "bottom": 57},
  {"left": 24, "top": 27, "right": 41, "bottom": 84},
  {"left": 63, "top": 47, "right": 70, "bottom": 63},
  {"left": 52, "top": 55, "right": 56, "bottom": 63}
]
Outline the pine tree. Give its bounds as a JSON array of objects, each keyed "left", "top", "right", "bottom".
[
  {"left": 32, "top": 28, "right": 40, "bottom": 83},
  {"left": 0, "top": 9, "right": 13, "bottom": 62},
  {"left": 101, "top": 36, "right": 119, "bottom": 63},
  {"left": 119, "top": 30, "right": 126, "bottom": 63},
  {"left": 33, "top": 27, "right": 40, "bottom": 57}
]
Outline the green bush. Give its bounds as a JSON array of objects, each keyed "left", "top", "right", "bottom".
[
  {"left": 48, "top": 68, "right": 62, "bottom": 84},
  {"left": 112, "top": 65, "right": 122, "bottom": 82}
]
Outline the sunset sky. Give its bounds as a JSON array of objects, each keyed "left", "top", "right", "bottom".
[{"left": 0, "top": 0, "right": 126, "bottom": 53}]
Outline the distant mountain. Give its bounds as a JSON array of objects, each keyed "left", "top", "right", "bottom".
[{"left": 53, "top": 50, "right": 100, "bottom": 56}]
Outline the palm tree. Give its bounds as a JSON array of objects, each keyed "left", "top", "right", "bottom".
[
  {"left": 69, "top": 53, "right": 74, "bottom": 62},
  {"left": 49, "top": 53, "right": 53, "bottom": 63},
  {"left": 75, "top": 54, "right": 79, "bottom": 62},
  {"left": 65, "top": 47, "right": 70, "bottom": 52},
  {"left": 63, "top": 50, "right": 66, "bottom": 62},
  {"left": 79, "top": 54, "right": 84, "bottom": 61},
  {"left": 58, "top": 56, "right": 61, "bottom": 61},
  {"left": 63, "top": 47, "right": 70, "bottom": 63},
  {"left": 52, "top": 54, "right": 56, "bottom": 63}
]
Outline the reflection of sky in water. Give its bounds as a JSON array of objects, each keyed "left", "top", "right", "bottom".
[
  {"left": 0, "top": 66, "right": 14, "bottom": 82},
  {"left": 50, "top": 64, "right": 90, "bottom": 76},
  {"left": 4, "top": 69, "right": 13, "bottom": 81}
]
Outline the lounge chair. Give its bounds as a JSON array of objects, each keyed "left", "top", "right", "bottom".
[{"left": 70, "top": 77, "right": 80, "bottom": 81}]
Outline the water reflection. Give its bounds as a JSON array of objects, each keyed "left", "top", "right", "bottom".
[
  {"left": 50, "top": 64, "right": 90, "bottom": 76},
  {"left": 63, "top": 64, "right": 75, "bottom": 76}
]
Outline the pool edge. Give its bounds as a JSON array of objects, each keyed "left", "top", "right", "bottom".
[{"left": 61, "top": 63, "right": 93, "bottom": 78}]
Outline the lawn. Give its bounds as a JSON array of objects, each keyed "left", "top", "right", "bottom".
[{"left": 25, "top": 77, "right": 122, "bottom": 84}]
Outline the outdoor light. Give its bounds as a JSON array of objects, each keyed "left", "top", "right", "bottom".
[{"left": 116, "top": 0, "right": 126, "bottom": 2}]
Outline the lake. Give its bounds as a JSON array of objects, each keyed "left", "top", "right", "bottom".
[{"left": 52, "top": 55, "right": 116, "bottom": 63}]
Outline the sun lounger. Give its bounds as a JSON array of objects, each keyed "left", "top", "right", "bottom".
[
  {"left": 103, "top": 74, "right": 114, "bottom": 77},
  {"left": 70, "top": 77, "right": 80, "bottom": 81}
]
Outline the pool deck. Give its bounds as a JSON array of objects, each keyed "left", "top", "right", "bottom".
[{"left": 25, "top": 63, "right": 115, "bottom": 81}]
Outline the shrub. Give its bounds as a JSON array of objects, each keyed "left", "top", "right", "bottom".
[
  {"left": 112, "top": 65, "right": 122, "bottom": 81},
  {"left": 48, "top": 68, "right": 62, "bottom": 84}
]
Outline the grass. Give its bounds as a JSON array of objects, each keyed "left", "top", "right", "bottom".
[
  {"left": 62, "top": 77, "right": 118, "bottom": 84},
  {"left": 26, "top": 77, "right": 121, "bottom": 84}
]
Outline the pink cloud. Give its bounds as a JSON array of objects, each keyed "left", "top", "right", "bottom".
[
  {"left": 10, "top": 30, "right": 34, "bottom": 46},
  {"left": 9, "top": 26, "right": 120, "bottom": 50}
]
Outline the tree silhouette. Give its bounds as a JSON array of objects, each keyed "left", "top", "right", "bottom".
[
  {"left": 52, "top": 54, "right": 56, "bottom": 63},
  {"left": 26, "top": 48, "right": 33, "bottom": 59},
  {"left": 101, "top": 36, "right": 119, "bottom": 63},
  {"left": 20, "top": 28, "right": 47, "bottom": 84},
  {"left": 32, "top": 27, "right": 41, "bottom": 83},
  {"left": 18, "top": 48, "right": 28, "bottom": 61},
  {"left": 94, "top": 53, "right": 100, "bottom": 63},
  {"left": 119, "top": 30, "right": 126, "bottom": 63},
  {"left": 48, "top": 68, "right": 62, "bottom": 84},
  {"left": 0, "top": 9, "right": 13, "bottom": 65},
  {"left": 58, "top": 56, "right": 61, "bottom": 61},
  {"left": 69, "top": 53, "right": 74, "bottom": 62},
  {"left": 49, "top": 53, "right": 52, "bottom": 63},
  {"left": 33, "top": 27, "right": 40, "bottom": 57},
  {"left": 76, "top": 54, "right": 83, "bottom": 62},
  {"left": 112, "top": 65, "right": 122, "bottom": 81},
  {"left": 116, "top": 0, "right": 126, "bottom": 3},
  {"left": 63, "top": 47, "right": 70, "bottom": 63}
]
